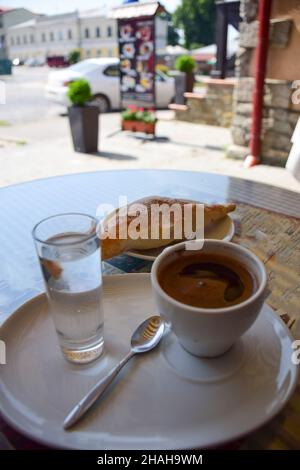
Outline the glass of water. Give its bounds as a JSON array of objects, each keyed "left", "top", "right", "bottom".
[{"left": 33, "top": 213, "right": 104, "bottom": 364}]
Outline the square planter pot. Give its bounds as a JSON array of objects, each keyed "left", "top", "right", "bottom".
[
  {"left": 68, "top": 105, "right": 99, "bottom": 153},
  {"left": 185, "top": 72, "right": 195, "bottom": 93},
  {"left": 122, "top": 120, "right": 156, "bottom": 135},
  {"left": 122, "top": 120, "right": 139, "bottom": 132}
]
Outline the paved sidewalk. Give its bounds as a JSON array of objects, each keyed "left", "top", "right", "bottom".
[{"left": 0, "top": 111, "right": 299, "bottom": 192}]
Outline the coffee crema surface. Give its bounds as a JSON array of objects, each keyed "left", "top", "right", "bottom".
[{"left": 158, "top": 251, "right": 257, "bottom": 309}]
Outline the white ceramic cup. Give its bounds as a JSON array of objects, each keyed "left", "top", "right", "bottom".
[{"left": 151, "top": 239, "right": 267, "bottom": 357}]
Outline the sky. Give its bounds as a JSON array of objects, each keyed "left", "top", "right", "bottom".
[{"left": 5, "top": 0, "right": 181, "bottom": 15}]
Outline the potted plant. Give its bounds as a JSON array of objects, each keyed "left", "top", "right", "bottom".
[
  {"left": 175, "top": 55, "right": 196, "bottom": 93},
  {"left": 67, "top": 79, "right": 99, "bottom": 153},
  {"left": 121, "top": 107, "right": 157, "bottom": 135},
  {"left": 68, "top": 48, "right": 81, "bottom": 65}
]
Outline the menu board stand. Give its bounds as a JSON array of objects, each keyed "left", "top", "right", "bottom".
[{"left": 112, "top": 2, "right": 166, "bottom": 111}]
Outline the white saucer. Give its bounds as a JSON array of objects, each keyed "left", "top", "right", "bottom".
[
  {"left": 0, "top": 274, "right": 298, "bottom": 450},
  {"left": 126, "top": 215, "right": 235, "bottom": 260}
]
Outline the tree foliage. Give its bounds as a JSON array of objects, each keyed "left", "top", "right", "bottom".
[
  {"left": 168, "top": 23, "right": 180, "bottom": 46},
  {"left": 173, "top": 0, "right": 216, "bottom": 49},
  {"left": 68, "top": 49, "right": 81, "bottom": 65}
]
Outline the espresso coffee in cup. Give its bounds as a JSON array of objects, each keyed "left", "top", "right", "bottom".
[
  {"left": 158, "top": 251, "right": 257, "bottom": 310},
  {"left": 151, "top": 240, "right": 267, "bottom": 357}
]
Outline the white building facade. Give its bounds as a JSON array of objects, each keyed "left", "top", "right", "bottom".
[
  {"left": 7, "top": 9, "right": 119, "bottom": 62},
  {"left": 0, "top": 7, "right": 38, "bottom": 60}
]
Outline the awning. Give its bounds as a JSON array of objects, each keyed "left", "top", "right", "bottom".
[
  {"left": 157, "top": 45, "right": 190, "bottom": 56},
  {"left": 111, "top": 1, "right": 165, "bottom": 19}
]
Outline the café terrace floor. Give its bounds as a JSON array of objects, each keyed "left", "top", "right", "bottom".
[{"left": 0, "top": 110, "right": 299, "bottom": 192}]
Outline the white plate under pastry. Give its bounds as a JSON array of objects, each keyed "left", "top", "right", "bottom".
[
  {"left": 0, "top": 274, "right": 297, "bottom": 450},
  {"left": 126, "top": 215, "right": 235, "bottom": 260}
]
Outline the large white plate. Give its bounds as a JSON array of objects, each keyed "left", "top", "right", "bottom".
[
  {"left": 0, "top": 274, "right": 298, "bottom": 450},
  {"left": 127, "top": 215, "right": 235, "bottom": 261}
]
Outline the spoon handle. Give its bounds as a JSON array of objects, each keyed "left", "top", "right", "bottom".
[{"left": 63, "top": 351, "right": 134, "bottom": 430}]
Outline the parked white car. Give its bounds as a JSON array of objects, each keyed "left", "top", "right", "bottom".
[{"left": 45, "top": 58, "right": 175, "bottom": 112}]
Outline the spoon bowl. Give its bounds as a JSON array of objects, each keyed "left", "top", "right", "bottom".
[
  {"left": 131, "top": 315, "right": 165, "bottom": 353},
  {"left": 64, "top": 315, "right": 165, "bottom": 429}
]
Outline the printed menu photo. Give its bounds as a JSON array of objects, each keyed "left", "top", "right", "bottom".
[{"left": 118, "top": 16, "right": 155, "bottom": 107}]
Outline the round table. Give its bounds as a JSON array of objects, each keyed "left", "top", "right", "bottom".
[{"left": 0, "top": 169, "right": 300, "bottom": 450}]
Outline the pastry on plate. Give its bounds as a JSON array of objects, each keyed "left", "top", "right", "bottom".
[{"left": 101, "top": 196, "right": 236, "bottom": 260}]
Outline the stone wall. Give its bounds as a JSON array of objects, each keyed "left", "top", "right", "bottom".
[
  {"left": 238, "top": 18, "right": 292, "bottom": 51},
  {"left": 173, "top": 79, "right": 235, "bottom": 128},
  {"left": 231, "top": 78, "right": 299, "bottom": 164},
  {"left": 228, "top": 0, "right": 297, "bottom": 166}
]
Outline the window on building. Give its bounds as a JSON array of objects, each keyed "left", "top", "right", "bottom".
[
  {"left": 50, "top": 32, "right": 54, "bottom": 42},
  {"left": 23, "top": 35, "right": 27, "bottom": 44},
  {"left": 68, "top": 29, "right": 72, "bottom": 40},
  {"left": 30, "top": 34, "right": 34, "bottom": 43},
  {"left": 11, "top": 37, "right": 14, "bottom": 46},
  {"left": 41, "top": 33, "right": 46, "bottom": 42},
  {"left": 107, "top": 26, "right": 112, "bottom": 37},
  {"left": 86, "top": 50, "right": 91, "bottom": 58},
  {"left": 58, "top": 31, "right": 63, "bottom": 41},
  {"left": 16, "top": 36, "right": 20, "bottom": 45},
  {"left": 95, "top": 27, "right": 100, "bottom": 38},
  {"left": 103, "top": 64, "right": 119, "bottom": 77},
  {"left": 84, "top": 28, "right": 89, "bottom": 39},
  {"left": 96, "top": 49, "right": 101, "bottom": 57}
]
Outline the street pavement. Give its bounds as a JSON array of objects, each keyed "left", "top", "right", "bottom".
[
  {"left": 0, "top": 66, "right": 299, "bottom": 192},
  {"left": 0, "top": 66, "right": 63, "bottom": 124}
]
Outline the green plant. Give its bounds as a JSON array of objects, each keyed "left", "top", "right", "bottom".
[
  {"left": 142, "top": 111, "right": 156, "bottom": 124},
  {"left": 68, "top": 49, "right": 81, "bottom": 64},
  {"left": 121, "top": 107, "right": 156, "bottom": 124},
  {"left": 175, "top": 55, "right": 196, "bottom": 73},
  {"left": 121, "top": 106, "right": 137, "bottom": 121},
  {"left": 67, "top": 79, "right": 92, "bottom": 106}
]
